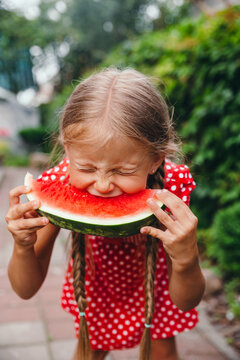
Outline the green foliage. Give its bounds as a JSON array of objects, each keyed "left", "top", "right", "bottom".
[
  {"left": 224, "top": 279, "right": 240, "bottom": 319},
  {"left": 207, "top": 203, "right": 240, "bottom": 280},
  {"left": 2, "top": 154, "right": 29, "bottom": 167},
  {"left": 19, "top": 127, "right": 52, "bottom": 153}
]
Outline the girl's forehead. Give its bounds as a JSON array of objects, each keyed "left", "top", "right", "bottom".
[{"left": 66, "top": 135, "right": 150, "bottom": 165}]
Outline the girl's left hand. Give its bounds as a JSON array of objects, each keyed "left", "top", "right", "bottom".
[{"left": 140, "top": 189, "right": 199, "bottom": 272}]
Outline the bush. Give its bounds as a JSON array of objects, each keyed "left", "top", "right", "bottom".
[
  {"left": 19, "top": 127, "right": 52, "bottom": 153},
  {"left": 207, "top": 202, "right": 240, "bottom": 280}
]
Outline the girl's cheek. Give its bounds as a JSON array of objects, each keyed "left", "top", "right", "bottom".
[
  {"left": 120, "top": 178, "right": 147, "bottom": 194},
  {"left": 69, "top": 171, "right": 93, "bottom": 189}
]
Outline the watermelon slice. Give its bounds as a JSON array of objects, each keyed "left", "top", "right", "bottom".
[{"left": 24, "top": 172, "right": 163, "bottom": 237}]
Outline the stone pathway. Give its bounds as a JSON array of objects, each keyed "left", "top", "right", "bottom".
[{"left": 0, "top": 166, "right": 239, "bottom": 360}]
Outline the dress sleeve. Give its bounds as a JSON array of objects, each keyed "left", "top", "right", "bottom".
[{"left": 164, "top": 162, "right": 196, "bottom": 207}]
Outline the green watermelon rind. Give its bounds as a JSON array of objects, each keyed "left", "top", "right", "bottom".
[{"left": 37, "top": 208, "right": 158, "bottom": 237}]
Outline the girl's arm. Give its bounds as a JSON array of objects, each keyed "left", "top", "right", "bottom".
[
  {"left": 6, "top": 185, "right": 60, "bottom": 299},
  {"left": 165, "top": 251, "right": 205, "bottom": 311},
  {"left": 8, "top": 223, "right": 60, "bottom": 299},
  {"left": 140, "top": 190, "right": 205, "bottom": 311}
]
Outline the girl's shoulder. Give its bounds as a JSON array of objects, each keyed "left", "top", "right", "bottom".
[
  {"left": 38, "top": 158, "right": 69, "bottom": 182},
  {"left": 164, "top": 159, "right": 196, "bottom": 206}
]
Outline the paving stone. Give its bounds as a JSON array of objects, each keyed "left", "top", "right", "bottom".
[
  {"left": 47, "top": 319, "right": 76, "bottom": 340},
  {"left": 0, "top": 344, "right": 51, "bottom": 360},
  {"left": 0, "top": 321, "right": 46, "bottom": 346},
  {"left": 42, "top": 302, "right": 72, "bottom": 321},
  {"left": 50, "top": 339, "right": 77, "bottom": 360},
  {"left": 176, "top": 329, "right": 227, "bottom": 359},
  {"left": 110, "top": 346, "right": 139, "bottom": 360},
  {"left": 0, "top": 304, "right": 40, "bottom": 323}
]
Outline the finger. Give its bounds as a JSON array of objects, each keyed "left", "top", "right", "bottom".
[
  {"left": 8, "top": 200, "right": 40, "bottom": 220},
  {"left": 13, "top": 217, "right": 49, "bottom": 231},
  {"left": 140, "top": 225, "right": 167, "bottom": 240},
  {"left": 155, "top": 190, "right": 194, "bottom": 222},
  {"left": 24, "top": 210, "right": 40, "bottom": 219},
  {"left": 9, "top": 185, "right": 31, "bottom": 207},
  {"left": 147, "top": 198, "right": 175, "bottom": 230}
]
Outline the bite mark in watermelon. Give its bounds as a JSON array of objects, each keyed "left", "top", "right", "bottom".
[{"left": 24, "top": 172, "right": 163, "bottom": 237}]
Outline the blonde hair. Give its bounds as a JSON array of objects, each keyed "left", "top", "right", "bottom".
[{"left": 60, "top": 67, "right": 182, "bottom": 360}]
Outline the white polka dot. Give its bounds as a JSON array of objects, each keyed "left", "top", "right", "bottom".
[
  {"left": 171, "top": 185, "right": 177, "bottom": 191},
  {"left": 179, "top": 173, "right": 184, "bottom": 178}
]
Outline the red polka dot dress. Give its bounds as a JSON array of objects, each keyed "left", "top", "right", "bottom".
[{"left": 44, "top": 158, "right": 199, "bottom": 350}]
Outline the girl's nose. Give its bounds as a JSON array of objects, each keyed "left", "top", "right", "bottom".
[{"left": 94, "top": 176, "right": 114, "bottom": 194}]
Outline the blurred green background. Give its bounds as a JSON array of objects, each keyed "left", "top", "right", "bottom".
[{"left": 0, "top": 0, "right": 240, "bottom": 318}]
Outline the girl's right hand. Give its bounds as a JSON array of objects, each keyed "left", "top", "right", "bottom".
[{"left": 5, "top": 185, "right": 49, "bottom": 249}]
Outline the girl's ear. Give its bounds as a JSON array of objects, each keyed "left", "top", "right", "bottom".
[
  {"left": 150, "top": 155, "right": 165, "bottom": 174},
  {"left": 64, "top": 145, "right": 69, "bottom": 158}
]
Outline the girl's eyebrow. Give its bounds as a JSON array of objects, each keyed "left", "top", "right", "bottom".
[{"left": 74, "top": 160, "right": 139, "bottom": 169}]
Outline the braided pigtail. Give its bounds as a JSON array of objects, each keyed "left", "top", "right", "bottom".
[
  {"left": 139, "top": 235, "right": 159, "bottom": 360},
  {"left": 147, "top": 160, "right": 165, "bottom": 189},
  {"left": 72, "top": 232, "right": 92, "bottom": 360}
]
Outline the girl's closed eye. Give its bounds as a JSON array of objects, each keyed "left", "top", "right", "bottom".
[
  {"left": 78, "top": 168, "right": 96, "bottom": 173},
  {"left": 113, "top": 169, "right": 137, "bottom": 176}
]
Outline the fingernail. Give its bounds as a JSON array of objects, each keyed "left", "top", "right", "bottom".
[
  {"left": 157, "top": 189, "right": 167, "bottom": 194},
  {"left": 33, "top": 201, "right": 39, "bottom": 208},
  {"left": 140, "top": 228, "right": 147, "bottom": 234},
  {"left": 42, "top": 218, "right": 48, "bottom": 224},
  {"left": 25, "top": 186, "right": 31, "bottom": 192},
  {"left": 147, "top": 198, "right": 155, "bottom": 206}
]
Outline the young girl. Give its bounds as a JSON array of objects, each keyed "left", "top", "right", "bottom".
[{"left": 6, "top": 67, "right": 205, "bottom": 360}]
